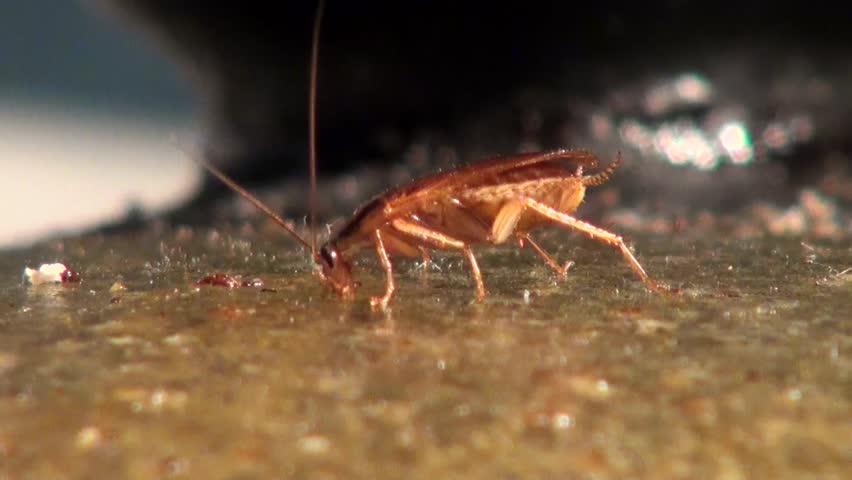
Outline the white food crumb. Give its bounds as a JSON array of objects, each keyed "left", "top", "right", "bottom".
[{"left": 23, "top": 263, "right": 69, "bottom": 285}]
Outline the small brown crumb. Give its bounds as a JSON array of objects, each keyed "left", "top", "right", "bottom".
[
  {"left": 60, "top": 268, "right": 81, "bottom": 283},
  {"left": 195, "top": 273, "right": 240, "bottom": 288},
  {"left": 241, "top": 278, "right": 264, "bottom": 288},
  {"left": 194, "top": 273, "right": 265, "bottom": 289}
]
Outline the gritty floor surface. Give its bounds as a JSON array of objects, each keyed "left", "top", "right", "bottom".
[{"left": 0, "top": 226, "right": 850, "bottom": 479}]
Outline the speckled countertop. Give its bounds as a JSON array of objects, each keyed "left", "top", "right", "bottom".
[{"left": 1, "top": 226, "right": 850, "bottom": 479}]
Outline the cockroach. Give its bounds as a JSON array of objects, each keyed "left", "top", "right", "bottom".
[{"left": 187, "top": 0, "right": 668, "bottom": 309}]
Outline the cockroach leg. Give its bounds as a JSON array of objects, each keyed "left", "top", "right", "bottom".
[
  {"left": 418, "top": 247, "right": 432, "bottom": 283},
  {"left": 517, "top": 233, "right": 574, "bottom": 278},
  {"left": 389, "top": 219, "right": 486, "bottom": 301},
  {"left": 419, "top": 247, "right": 431, "bottom": 266},
  {"left": 389, "top": 219, "right": 465, "bottom": 249},
  {"left": 519, "top": 197, "right": 665, "bottom": 293},
  {"left": 463, "top": 246, "right": 486, "bottom": 302},
  {"left": 370, "top": 230, "right": 396, "bottom": 310}
]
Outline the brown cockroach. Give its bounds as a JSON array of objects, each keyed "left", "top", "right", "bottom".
[{"left": 188, "top": 0, "right": 668, "bottom": 309}]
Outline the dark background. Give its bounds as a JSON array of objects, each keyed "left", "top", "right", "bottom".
[
  {"left": 104, "top": 0, "right": 852, "bottom": 179},
  {"left": 4, "top": 0, "right": 850, "bottom": 244}
]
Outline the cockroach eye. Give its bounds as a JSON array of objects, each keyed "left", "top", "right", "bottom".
[{"left": 320, "top": 247, "right": 337, "bottom": 266}]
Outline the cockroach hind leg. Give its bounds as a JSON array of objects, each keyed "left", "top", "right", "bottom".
[
  {"left": 518, "top": 233, "right": 574, "bottom": 280},
  {"left": 519, "top": 196, "right": 669, "bottom": 293}
]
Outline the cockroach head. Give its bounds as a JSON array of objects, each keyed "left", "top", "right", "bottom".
[{"left": 314, "top": 243, "right": 357, "bottom": 298}]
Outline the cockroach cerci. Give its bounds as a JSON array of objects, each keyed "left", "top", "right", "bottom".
[{"left": 187, "top": 0, "right": 669, "bottom": 309}]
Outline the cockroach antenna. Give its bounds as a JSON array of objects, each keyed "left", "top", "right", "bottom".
[
  {"left": 177, "top": 141, "right": 313, "bottom": 254},
  {"left": 178, "top": 0, "right": 326, "bottom": 260},
  {"left": 309, "top": 0, "right": 325, "bottom": 258}
]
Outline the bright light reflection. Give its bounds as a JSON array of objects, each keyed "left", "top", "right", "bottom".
[
  {"left": 644, "top": 73, "right": 712, "bottom": 115},
  {"left": 612, "top": 72, "right": 816, "bottom": 170},
  {"left": 674, "top": 73, "right": 712, "bottom": 103},
  {"left": 718, "top": 122, "right": 753, "bottom": 164},
  {"left": 619, "top": 120, "right": 655, "bottom": 153},
  {"left": 653, "top": 122, "right": 718, "bottom": 170}
]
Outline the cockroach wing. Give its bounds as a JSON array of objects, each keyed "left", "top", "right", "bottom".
[
  {"left": 331, "top": 149, "right": 600, "bottom": 242},
  {"left": 384, "top": 149, "right": 599, "bottom": 213}
]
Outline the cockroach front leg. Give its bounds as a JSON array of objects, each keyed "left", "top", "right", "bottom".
[
  {"left": 517, "top": 233, "right": 574, "bottom": 279},
  {"left": 519, "top": 197, "right": 666, "bottom": 293},
  {"left": 370, "top": 230, "right": 395, "bottom": 310}
]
